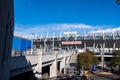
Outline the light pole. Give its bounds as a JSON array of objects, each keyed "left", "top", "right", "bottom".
[
  {"left": 113, "top": 33, "right": 115, "bottom": 51},
  {"left": 52, "top": 32, "right": 55, "bottom": 52},
  {"left": 31, "top": 33, "right": 34, "bottom": 54},
  {"left": 84, "top": 31, "right": 86, "bottom": 51},
  {"left": 93, "top": 32, "right": 96, "bottom": 52},
  {"left": 46, "top": 33, "right": 49, "bottom": 52},
  {"left": 75, "top": 33, "right": 78, "bottom": 51},
  {"left": 43, "top": 34, "right": 47, "bottom": 54},
  {"left": 59, "top": 32, "right": 62, "bottom": 50}
]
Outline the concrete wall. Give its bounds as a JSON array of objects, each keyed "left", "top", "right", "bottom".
[
  {"left": 10, "top": 55, "right": 39, "bottom": 77},
  {"left": 10, "top": 50, "right": 72, "bottom": 78}
]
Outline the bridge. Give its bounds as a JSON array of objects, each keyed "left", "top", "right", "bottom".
[{"left": 10, "top": 48, "right": 74, "bottom": 79}]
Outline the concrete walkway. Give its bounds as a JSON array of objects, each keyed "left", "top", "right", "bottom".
[{"left": 69, "top": 53, "right": 77, "bottom": 64}]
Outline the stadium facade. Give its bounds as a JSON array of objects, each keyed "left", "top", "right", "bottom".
[
  {"left": 11, "top": 32, "right": 120, "bottom": 65},
  {"left": 32, "top": 31, "right": 120, "bottom": 66},
  {"left": 33, "top": 32, "right": 120, "bottom": 53}
]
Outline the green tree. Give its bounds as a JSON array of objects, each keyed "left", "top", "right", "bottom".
[
  {"left": 111, "top": 50, "right": 120, "bottom": 72},
  {"left": 77, "top": 51, "right": 99, "bottom": 70}
]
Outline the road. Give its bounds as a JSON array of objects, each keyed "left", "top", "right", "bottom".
[
  {"left": 68, "top": 54, "right": 120, "bottom": 80},
  {"left": 89, "top": 72, "right": 120, "bottom": 80}
]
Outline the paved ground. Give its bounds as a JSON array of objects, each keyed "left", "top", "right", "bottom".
[
  {"left": 69, "top": 53, "right": 77, "bottom": 64},
  {"left": 89, "top": 72, "right": 120, "bottom": 80}
]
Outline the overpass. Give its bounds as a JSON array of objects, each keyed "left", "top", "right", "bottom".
[{"left": 10, "top": 48, "right": 74, "bottom": 79}]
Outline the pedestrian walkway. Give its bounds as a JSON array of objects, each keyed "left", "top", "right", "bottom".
[
  {"left": 69, "top": 53, "right": 77, "bottom": 64},
  {"left": 89, "top": 72, "right": 120, "bottom": 80}
]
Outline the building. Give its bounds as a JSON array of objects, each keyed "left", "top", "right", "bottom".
[
  {"left": 34, "top": 32, "right": 120, "bottom": 65},
  {"left": 0, "top": 0, "right": 14, "bottom": 80},
  {"left": 11, "top": 36, "right": 32, "bottom": 57},
  {"left": 34, "top": 32, "right": 120, "bottom": 51}
]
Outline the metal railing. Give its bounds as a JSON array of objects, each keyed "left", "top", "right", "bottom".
[{"left": 11, "top": 49, "right": 37, "bottom": 57}]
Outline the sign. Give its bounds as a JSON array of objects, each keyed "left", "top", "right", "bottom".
[{"left": 62, "top": 41, "right": 82, "bottom": 45}]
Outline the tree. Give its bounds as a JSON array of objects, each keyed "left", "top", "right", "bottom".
[
  {"left": 77, "top": 51, "right": 99, "bottom": 70},
  {"left": 111, "top": 50, "right": 120, "bottom": 72}
]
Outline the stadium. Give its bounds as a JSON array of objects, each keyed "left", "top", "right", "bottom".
[
  {"left": 33, "top": 32, "right": 120, "bottom": 51},
  {"left": 33, "top": 31, "right": 120, "bottom": 65},
  {"left": 11, "top": 31, "right": 120, "bottom": 66}
]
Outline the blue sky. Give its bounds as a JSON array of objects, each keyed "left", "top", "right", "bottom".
[{"left": 14, "top": 0, "right": 120, "bottom": 36}]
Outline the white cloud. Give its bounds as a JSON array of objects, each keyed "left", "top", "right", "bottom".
[
  {"left": 14, "top": 23, "right": 120, "bottom": 37},
  {"left": 89, "top": 27, "right": 120, "bottom": 33},
  {"left": 14, "top": 24, "right": 48, "bottom": 36},
  {"left": 55, "top": 24, "right": 101, "bottom": 30}
]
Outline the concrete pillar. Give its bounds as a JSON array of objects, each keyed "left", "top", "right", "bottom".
[
  {"left": 50, "top": 51, "right": 57, "bottom": 78},
  {"left": 59, "top": 43, "right": 61, "bottom": 50},
  {"left": 75, "top": 45, "right": 78, "bottom": 50},
  {"left": 113, "top": 42, "right": 116, "bottom": 51},
  {"left": 44, "top": 39, "right": 46, "bottom": 53},
  {"left": 0, "top": 0, "right": 14, "bottom": 80},
  {"left": 84, "top": 43, "right": 86, "bottom": 51},
  {"left": 34, "top": 48, "right": 42, "bottom": 79},
  {"left": 60, "top": 51, "right": 66, "bottom": 74},
  {"left": 93, "top": 42, "right": 95, "bottom": 52},
  {"left": 101, "top": 43, "right": 105, "bottom": 69},
  {"left": 66, "top": 56, "right": 70, "bottom": 65}
]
